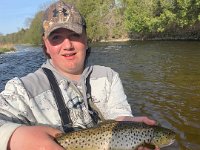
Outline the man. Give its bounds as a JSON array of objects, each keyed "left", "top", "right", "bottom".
[{"left": 0, "top": 1, "right": 158, "bottom": 150}]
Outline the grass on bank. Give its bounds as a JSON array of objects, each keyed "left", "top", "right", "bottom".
[{"left": 0, "top": 43, "right": 16, "bottom": 54}]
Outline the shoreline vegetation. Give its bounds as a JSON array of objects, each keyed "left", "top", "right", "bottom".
[
  {"left": 0, "top": 0, "right": 200, "bottom": 51},
  {"left": 0, "top": 43, "right": 16, "bottom": 54},
  {"left": 1, "top": 33, "right": 199, "bottom": 54}
]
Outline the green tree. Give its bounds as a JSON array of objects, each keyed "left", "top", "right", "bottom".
[
  {"left": 24, "top": 11, "right": 43, "bottom": 45},
  {"left": 124, "top": 0, "right": 158, "bottom": 33},
  {"left": 1, "top": 0, "right": 200, "bottom": 43}
]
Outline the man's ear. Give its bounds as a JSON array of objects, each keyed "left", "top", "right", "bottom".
[
  {"left": 42, "top": 37, "right": 51, "bottom": 58},
  {"left": 85, "top": 45, "right": 89, "bottom": 50},
  {"left": 86, "top": 40, "right": 90, "bottom": 50}
]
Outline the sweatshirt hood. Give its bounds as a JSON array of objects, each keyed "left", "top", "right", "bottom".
[{"left": 41, "top": 59, "right": 93, "bottom": 109}]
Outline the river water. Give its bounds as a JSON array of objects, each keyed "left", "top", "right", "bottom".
[{"left": 0, "top": 41, "right": 200, "bottom": 150}]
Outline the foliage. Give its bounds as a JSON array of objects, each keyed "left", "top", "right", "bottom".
[
  {"left": 124, "top": 0, "right": 200, "bottom": 34},
  {"left": 0, "top": 43, "right": 15, "bottom": 54},
  {"left": 64, "top": 0, "right": 118, "bottom": 41},
  {"left": 0, "top": 11, "right": 43, "bottom": 45},
  {"left": 0, "top": 0, "right": 200, "bottom": 45},
  {"left": 23, "top": 11, "right": 44, "bottom": 45}
]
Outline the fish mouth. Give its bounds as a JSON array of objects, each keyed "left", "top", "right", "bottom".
[
  {"left": 160, "top": 139, "right": 176, "bottom": 148},
  {"left": 169, "top": 139, "right": 176, "bottom": 145}
]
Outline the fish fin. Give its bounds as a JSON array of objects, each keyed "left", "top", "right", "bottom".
[
  {"left": 97, "top": 119, "right": 116, "bottom": 125},
  {"left": 55, "top": 133, "right": 66, "bottom": 138},
  {"left": 142, "top": 142, "right": 156, "bottom": 149},
  {"left": 135, "top": 142, "right": 156, "bottom": 150}
]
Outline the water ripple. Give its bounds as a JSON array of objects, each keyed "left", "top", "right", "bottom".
[{"left": 1, "top": 41, "right": 200, "bottom": 150}]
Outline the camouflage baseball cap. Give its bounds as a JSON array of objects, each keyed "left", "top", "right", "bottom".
[{"left": 42, "top": 1, "right": 86, "bottom": 38}]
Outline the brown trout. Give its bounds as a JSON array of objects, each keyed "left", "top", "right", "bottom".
[{"left": 55, "top": 120, "right": 176, "bottom": 150}]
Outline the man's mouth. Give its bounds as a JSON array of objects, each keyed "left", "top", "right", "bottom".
[
  {"left": 65, "top": 54, "right": 75, "bottom": 56},
  {"left": 63, "top": 52, "right": 76, "bottom": 56}
]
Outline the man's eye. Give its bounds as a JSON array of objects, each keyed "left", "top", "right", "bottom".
[
  {"left": 52, "top": 35, "right": 60, "bottom": 40},
  {"left": 71, "top": 33, "right": 80, "bottom": 39}
]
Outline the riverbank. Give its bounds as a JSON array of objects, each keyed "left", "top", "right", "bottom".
[
  {"left": 0, "top": 43, "right": 16, "bottom": 54},
  {"left": 100, "top": 30, "right": 200, "bottom": 42}
]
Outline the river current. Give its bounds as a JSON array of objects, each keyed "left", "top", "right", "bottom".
[{"left": 0, "top": 41, "right": 200, "bottom": 150}]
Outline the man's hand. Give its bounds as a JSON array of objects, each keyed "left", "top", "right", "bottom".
[
  {"left": 8, "top": 125, "right": 65, "bottom": 150},
  {"left": 115, "top": 116, "right": 160, "bottom": 150},
  {"left": 115, "top": 116, "right": 157, "bottom": 125}
]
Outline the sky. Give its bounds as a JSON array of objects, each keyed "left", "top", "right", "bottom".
[{"left": 0, "top": 0, "right": 57, "bottom": 35}]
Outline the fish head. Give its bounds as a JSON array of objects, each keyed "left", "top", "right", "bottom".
[{"left": 151, "top": 126, "right": 176, "bottom": 148}]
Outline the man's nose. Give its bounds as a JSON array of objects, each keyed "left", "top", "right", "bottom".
[{"left": 63, "top": 38, "right": 73, "bottom": 50}]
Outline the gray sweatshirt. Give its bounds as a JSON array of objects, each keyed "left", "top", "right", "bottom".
[{"left": 0, "top": 59, "right": 133, "bottom": 149}]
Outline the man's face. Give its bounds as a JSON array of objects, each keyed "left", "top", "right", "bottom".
[{"left": 43, "top": 28, "right": 87, "bottom": 76}]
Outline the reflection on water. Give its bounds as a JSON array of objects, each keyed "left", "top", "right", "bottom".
[
  {"left": 1, "top": 41, "right": 200, "bottom": 150},
  {"left": 90, "top": 41, "right": 200, "bottom": 150}
]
